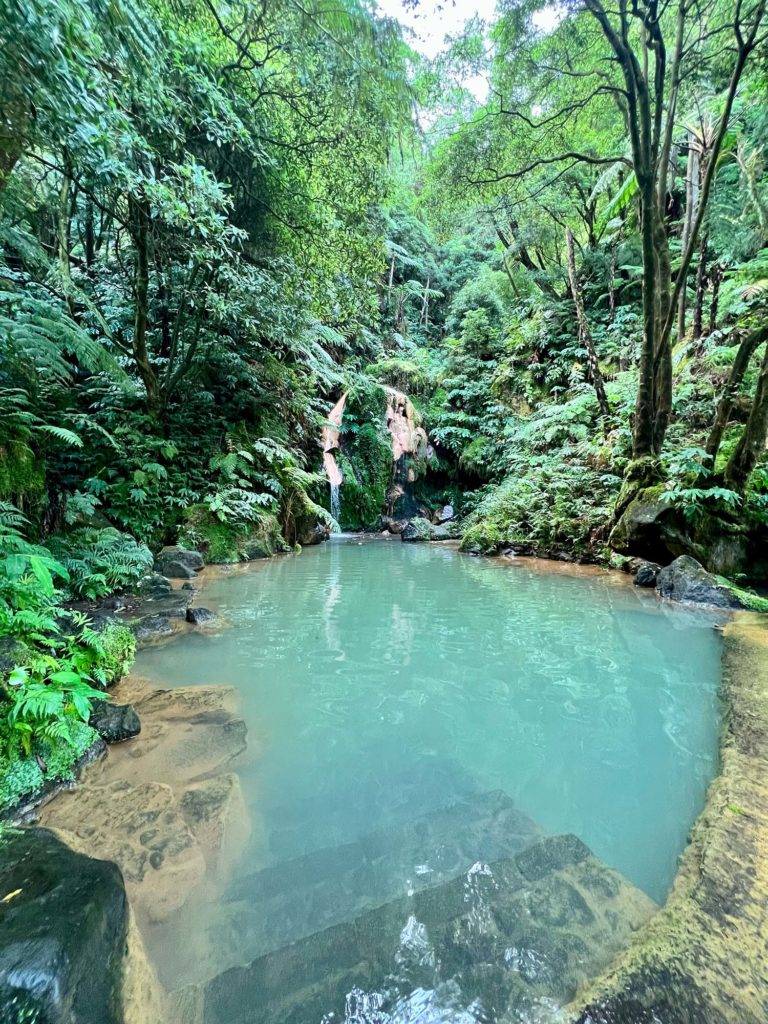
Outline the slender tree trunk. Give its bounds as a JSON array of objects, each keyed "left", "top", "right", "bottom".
[
  {"left": 129, "top": 195, "right": 160, "bottom": 413},
  {"left": 677, "top": 134, "right": 698, "bottom": 342},
  {"left": 693, "top": 233, "right": 708, "bottom": 343},
  {"left": 419, "top": 275, "right": 430, "bottom": 328},
  {"left": 704, "top": 324, "right": 768, "bottom": 468},
  {"left": 723, "top": 334, "right": 768, "bottom": 493},
  {"left": 608, "top": 239, "right": 617, "bottom": 324},
  {"left": 386, "top": 254, "right": 395, "bottom": 310},
  {"left": 84, "top": 198, "right": 95, "bottom": 270},
  {"left": 708, "top": 263, "right": 722, "bottom": 336},
  {"left": 566, "top": 228, "right": 610, "bottom": 426}
]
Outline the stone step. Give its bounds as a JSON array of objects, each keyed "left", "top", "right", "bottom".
[
  {"left": 214, "top": 789, "right": 541, "bottom": 965},
  {"left": 178, "top": 832, "right": 656, "bottom": 1024}
]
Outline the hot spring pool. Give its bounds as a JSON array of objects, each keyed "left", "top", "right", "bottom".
[{"left": 134, "top": 537, "right": 723, "bottom": 1021}]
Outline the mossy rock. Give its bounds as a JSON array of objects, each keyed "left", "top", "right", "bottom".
[
  {"left": 180, "top": 506, "right": 287, "bottom": 563},
  {"left": 0, "top": 719, "right": 100, "bottom": 817},
  {"left": 459, "top": 521, "right": 505, "bottom": 554},
  {"left": 97, "top": 621, "right": 136, "bottom": 686}
]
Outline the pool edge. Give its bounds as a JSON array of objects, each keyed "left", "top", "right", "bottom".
[{"left": 570, "top": 611, "right": 768, "bottom": 1023}]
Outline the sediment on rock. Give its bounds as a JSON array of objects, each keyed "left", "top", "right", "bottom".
[{"left": 40, "top": 677, "right": 251, "bottom": 931}]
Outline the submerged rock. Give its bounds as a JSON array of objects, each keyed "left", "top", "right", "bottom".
[
  {"left": 0, "top": 827, "right": 128, "bottom": 1024},
  {"left": 633, "top": 561, "right": 661, "bottom": 588},
  {"left": 181, "top": 831, "right": 654, "bottom": 1024},
  {"left": 90, "top": 699, "right": 141, "bottom": 743},
  {"left": 656, "top": 555, "right": 744, "bottom": 608},
  {"left": 187, "top": 606, "right": 216, "bottom": 625},
  {"left": 41, "top": 679, "right": 249, "bottom": 927}
]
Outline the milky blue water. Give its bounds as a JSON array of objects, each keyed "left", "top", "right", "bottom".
[{"left": 135, "top": 537, "right": 722, "bottom": 1003}]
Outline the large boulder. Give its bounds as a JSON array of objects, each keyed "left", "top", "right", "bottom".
[
  {"left": 0, "top": 827, "right": 128, "bottom": 1024},
  {"left": 656, "top": 555, "right": 744, "bottom": 609},
  {"left": 154, "top": 546, "right": 204, "bottom": 579},
  {"left": 401, "top": 517, "right": 435, "bottom": 542}
]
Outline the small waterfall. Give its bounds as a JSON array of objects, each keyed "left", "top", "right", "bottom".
[{"left": 322, "top": 392, "right": 348, "bottom": 525}]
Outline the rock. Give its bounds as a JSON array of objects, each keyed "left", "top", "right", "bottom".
[
  {"left": 43, "top": 780, "right": 206, "bottom": 924},
  {"left": 401, "top": 517, "right": 435, "bottom": 542},
  {"left": 435, "top": 504, "right": 454, "bottom": 524},
  {"left": 181, "top": 582, "right": 197, "bottom": 591},
  {"left": 515, "top": 834, "right": 590, "bottom": 882},
  {"left": 0, "top": 827, "right": 128, "bottom": 1024},
  {"left": 133, "top": 614, "right": 175, "bottom": 642},
  {"left": 154, "top": 546, "right": 204, "bottom": 578},
  {"left": 89, "top": 699, "right": 141, "bottom": 743},
  {"left": 381, "top": 516, "right": 408, "bottom": 535},
  {"left": 633, "top": 561, "right": 661, "bottom": 588},
  {"left": 431, "top": 521, "right": 459, "bottom": 540},
  {"left": 656, "top": 555, "right": 744, "bottom": 609},
  {"left": 293, "top": 512, "right": 330, "bottom": 547},
  {"left": 186, "top": 607, "right": 215, "bottom": 625},
  {"left": 136, "top": 572, "right": 173, "bottom": 598}
]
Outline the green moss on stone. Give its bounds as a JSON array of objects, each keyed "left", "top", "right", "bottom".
[
  {"left": 180, "top": 505, "right": 286, "bottom": 563},
  {"left": 98, "top": 620, "right": 136, "bottom": 685},
  {"left": 0, "top": 718, "right": 98, "bottom": 815}
]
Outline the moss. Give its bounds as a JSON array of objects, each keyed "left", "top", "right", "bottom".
[
  {"left": 0, "top": 718, "right": 98, "bottom": 814},
  {"left": 0, "top": 441, "right": 45, "bottom": 503},
  {"left": 180, "top": 505, "right": 286, "bottom": 563},
  {"left": 460, "top": 521, "right": 504, "bottom": 554},
  {"left": 337, "top": 426, "right": 392, "bottom": 530},
  {"left": 98, "top": 620, "right": 136, "bottom": 685}
]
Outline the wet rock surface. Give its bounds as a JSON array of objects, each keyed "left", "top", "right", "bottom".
[
  {"left": 0, "top": 827, "right": 128, "bottom": 1024},
  {"left": 570, "top": 615, "right": 768, "bottom": 1024},
  {"left": 633, "top": 561, "right": 661, "bottom": 588},
  {"left": 175, "top": 829, "right": 654, "bottom": 1024},
  {"left": 656, "top": 555, "right": 744, "bottom": 608},
  {"left": 401, "top": 516, "right": 435, "bottom": 542},
  {"left": 90, "top": 699, "right": 141, "bottom": 742},
  {"left": 41, "top": 677, "right": 249, "bottom": 928},
  {"left": 187, "top": 606, "right": 216, "bottom": 625}
]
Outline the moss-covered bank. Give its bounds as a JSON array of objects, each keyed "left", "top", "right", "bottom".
[{"left": 571, "top": 613, "right": 768, "bottom": 1023}]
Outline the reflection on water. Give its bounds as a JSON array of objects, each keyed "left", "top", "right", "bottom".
[{"left": 135, "top": 538, "right": 722, "bottom": 1021}]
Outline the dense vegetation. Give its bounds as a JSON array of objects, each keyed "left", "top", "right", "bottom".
[{"left": 1, "top": 0, "right": 767, "bottom": 808}]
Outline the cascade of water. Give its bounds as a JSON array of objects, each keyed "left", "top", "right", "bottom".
[{"left": 330, "top": 482, "right": 340, "bottom": 523}]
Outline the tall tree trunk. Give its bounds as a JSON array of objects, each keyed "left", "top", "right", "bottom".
[
  {"left": 566, "top": 228, "right": 610, "bottom": 426},
  {"left": 129, "top": 195, "right": 160, "bottom": 414},
  {"left": 693, "top": 233, "right": 708, "bottom": 343},
  {"left": 723, "top": 334, "right": 768, "bottom": 493},
  {"left": 608, "top": 239, "right": 617, "bottom": 324},
  {"left": 386, "top": 254, "right": 395, "bottom": 310},
  {"left": 677, "top": 134, "right": 699, "bottom": 342},
  {"left": 708, "top": 263, "right": 722, "bottom": 336},
  {"left": 704, "top": 324, "right": 768, "bottom": 469},
  {"left": 419, "top": 275, "right": 430, "bottom": 328}
]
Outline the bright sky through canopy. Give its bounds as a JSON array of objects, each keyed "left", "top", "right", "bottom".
[{"left": 375, "top": 1, "right": 563, "bottom": 98}]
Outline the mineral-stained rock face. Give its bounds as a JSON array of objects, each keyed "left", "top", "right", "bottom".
[
  {"left": 321, "top": 392, "right": 347, "bottom": 489},
  {"left": 0, "top": 827, "right": 128, "bottom": 1024}
]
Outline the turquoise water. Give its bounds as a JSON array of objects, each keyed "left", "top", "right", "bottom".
[{"left": 135, "top": 537, "right": 722, "bottom": 1011}]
